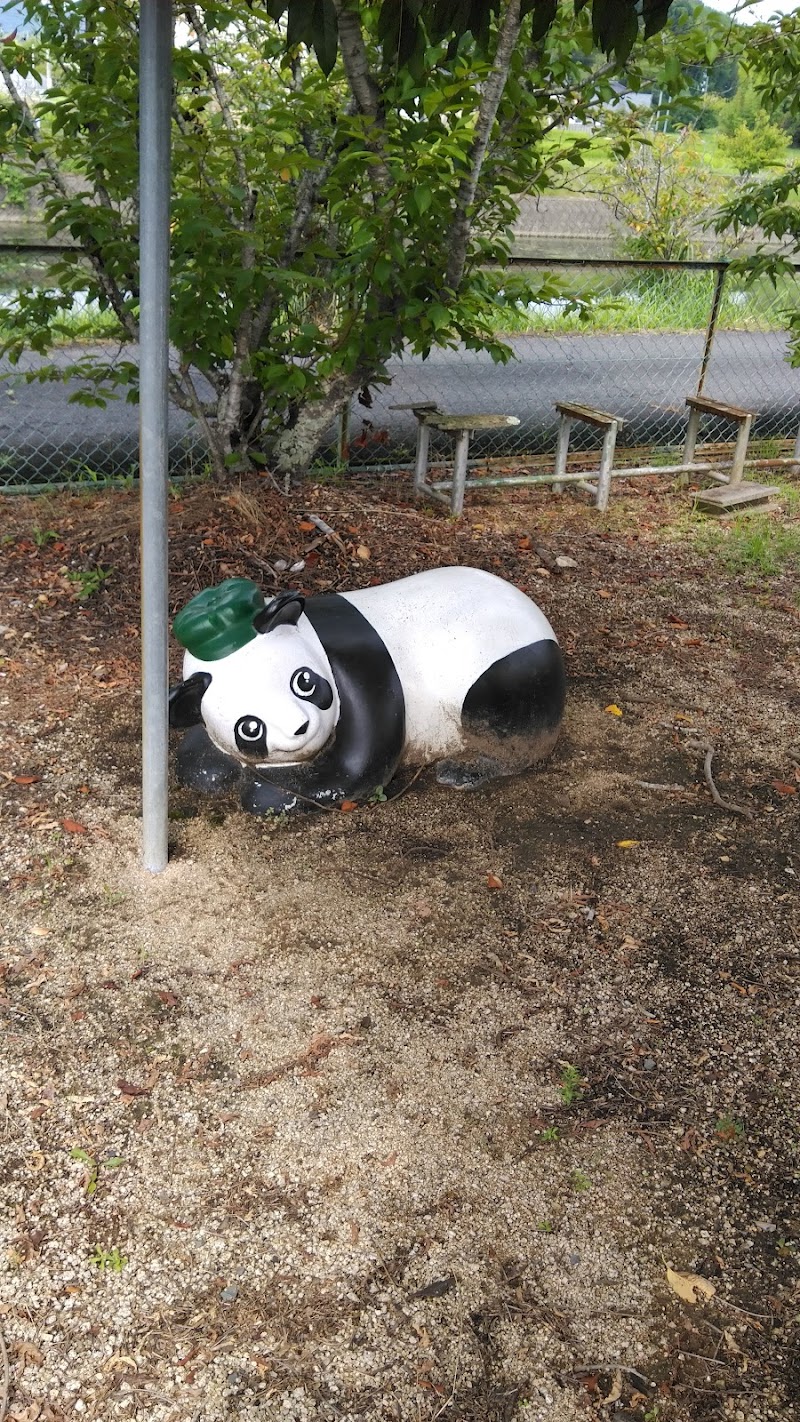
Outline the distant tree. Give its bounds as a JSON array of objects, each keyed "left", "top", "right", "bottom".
[
  {"left": 717, "top": 111, "right": 789, "bottom": 174},
  {"left": 603, "top": 127, "right": 729, "bottom": 260}
]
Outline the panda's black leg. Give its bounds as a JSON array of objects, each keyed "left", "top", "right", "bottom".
[
  {"left": 435, "top": 754, "right": 508, "bottom": 790},
  {"left": 175, "top": 726, "right": 242, "bottom": 796}
]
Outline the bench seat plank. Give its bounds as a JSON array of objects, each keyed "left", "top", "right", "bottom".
[
  {"left": 555, "top": 402, "right": 625, "bottom": 428},
  {"left": 685, "top": 395, "right": 756, "bottom": 419},
  {"left": 427, "top": 414, "right": 520, "bottom": 431}
]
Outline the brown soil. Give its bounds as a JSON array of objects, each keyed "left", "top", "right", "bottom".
[{"left": 0, "top": 472, "right": 798, "bottom": 1422}]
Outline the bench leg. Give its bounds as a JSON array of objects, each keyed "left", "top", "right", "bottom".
[
  {"left": 450, "top": 429, "right": 470, "bottom": 516},
  {"left": 552, "top": 414, "right": 571, "bottom": 493},
  {"left": 413, "top": 417, "right": 432, "bottom": 497},
  {"left": 595, "top": 421, "right": 619, "bottom": 512},
  {"left": 730, "top": 413, "right": 752, "bottom": 486},
  {"left": 681, "top": 405, "right": 702, "bottom": 487}
]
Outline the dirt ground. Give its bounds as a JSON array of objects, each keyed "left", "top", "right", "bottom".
[{"left": 0, "top": 470, "right": 798, "bottom": 1422}]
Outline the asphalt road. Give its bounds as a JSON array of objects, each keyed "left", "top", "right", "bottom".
[{"left": 1, "top": 329, "right": 798, "bottom": 483}]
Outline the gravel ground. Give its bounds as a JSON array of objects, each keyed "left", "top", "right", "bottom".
[{"left": 0, "top": 473, "right": 798, "bottom": 1422}]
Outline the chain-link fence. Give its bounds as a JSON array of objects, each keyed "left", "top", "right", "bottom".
[
  {"left": 344, "top": 258, "right": 800, "bottom": 474},
  {"left": 1, "top": 250, "right": 799, "bottom": 490}
]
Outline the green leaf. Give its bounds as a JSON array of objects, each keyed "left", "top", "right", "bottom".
[{"left": 311, "top": 0, "right": 338, "bottom": 74}]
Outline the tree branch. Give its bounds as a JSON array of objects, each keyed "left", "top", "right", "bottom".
[
  {"left": 183, "top": 4, "right": 250, "bottom": 201},
  {"left": 445, "top": 0, "right": 523, "bottom": 292},
  {"left": 332, "top": 0, "right": 390, "bottom": 193}
]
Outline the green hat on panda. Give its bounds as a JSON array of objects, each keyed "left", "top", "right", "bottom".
[{"left": 173, "top": 578, "right": 266, "bottom": 661}]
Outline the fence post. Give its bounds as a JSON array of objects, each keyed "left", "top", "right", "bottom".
[{"left": 696, "top": 264, "right": 727, "bottom": 398}]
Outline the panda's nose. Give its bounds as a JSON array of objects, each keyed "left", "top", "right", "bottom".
[{"left": 294, "top": 719, "right": 309, "bottom": 737}]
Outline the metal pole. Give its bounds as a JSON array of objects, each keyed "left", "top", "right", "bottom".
[
  {"left": 696, "top": 264, "right": 726, "bottom": 398},
  {"left": 139, "top": 0, "right": 172, "bottom": 872}
]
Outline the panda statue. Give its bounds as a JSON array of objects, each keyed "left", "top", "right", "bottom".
[{"left": 168, "top": 567, "right": 566, "bottom": 815}]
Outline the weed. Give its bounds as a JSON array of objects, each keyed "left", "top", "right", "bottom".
[
  {"left": 261, "top": 808, "right": 289, "bottom": 829},
  {"left": 367, "top": 786, "right": 388, "bottom": 805},
  {"left": 67, "top": 566, "right": 111, "bottom": 600},
  {"left": 32, "top": 526, "right": 58, "bottom": 547},
  {"left": 559, "top": 1063, "right": 584, "bottom": 1106},
  {"left": 714, "top": 1114, "right": 745, "bottom": 1142},
  {"left": 570, "top": 1169, "right": 592, "bottom": 1192},
  {"left": 90, "top": 1244, "right": 127, "bottom": 1272},
  {"left": 71, "top": 1147, "right": 125, "bottom": 1195},
  {"left": 536, "top": 1219, "right": 555, "bottom": 1233},
  {"left": 541, "top": 1126, "right": 560, "bottom": 1143}
]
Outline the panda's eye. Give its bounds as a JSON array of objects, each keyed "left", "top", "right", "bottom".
[
  {"left": 234, "top": 715, "right": 268, "bottom": 756},
  {"left": 289, "top": 667, "right": 334, "bottom": 711},
  {"left": 290, "top": 667, "right": 317, "bottom": 699}
]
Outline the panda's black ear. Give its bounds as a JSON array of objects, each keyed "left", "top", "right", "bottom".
[
  {"left": 169, "top": 671, "right": 211, "bottom": 728},
  {"left": 253, "top": 591, "right": 305, "bottom": 634}
]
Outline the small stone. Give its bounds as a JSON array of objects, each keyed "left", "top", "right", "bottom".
[
  {"left": 220, "top": 1284, "right": 239, "bottom": 1304},
  {"left": 643, "top": 1057, "right": 656, "bottom": 1071},
  {"left": 555, "top": 555, "right": 577, "bottom": 569}
]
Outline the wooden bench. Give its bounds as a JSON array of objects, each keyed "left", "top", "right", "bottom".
[
  {"left": 552, "top": 402, "right": 625, "bottom": 512},
  {"left": 392, "top": 403, "right": 520, "bottom": 515},
  {"left": 683, "top": 395, "right": 779, "bottom": 515},
  {"left": 683, "top": 395, "right": 756, "bottom": 486}
]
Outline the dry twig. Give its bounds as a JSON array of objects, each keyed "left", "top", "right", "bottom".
[{"left": 686, "top": 739, "right": 754, "bottom": 819}]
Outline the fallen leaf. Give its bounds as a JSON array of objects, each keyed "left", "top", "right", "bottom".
[
  {"left": 380, "top": 1151, "right": 398, "bottom": 1167},
  {"left": 116, "top": 1079, "right": 151, "bottom": 1097},
  {"left": 62, "top": 818, "right": 88, "bottom": 835},
  {"left": 298, "top": 519, "right": 316, "bottom": 532},
  {"left": 604, "top": 703, "right": 623, "bottom": 717},
  {"left": 156, "top": 990, "right": 178, "bottom": 1007},
  {"left": 723, "top": 1328, "right": 743, "bottom": 1355},
  {"left": 602, "top": 1370, "right": 624, "bottom": 1405},
  {"left": 616, "top": 839, "right": 640, "bottom": 849},
  {"left": 356, "top": 544, "right": 370, "bottom": 560},
  {"left": 29, "top": 925, "right": 49, "bottom": 938},
  {"left": 12, "top": 774, "right": 40, "bottom": 785},
  {"left": 340, "top": 800, "right": 358, "bottom": 812},
  {"left": 667, "top": 614, "right": 689, "bottom": 627},
  {"left": 771, "top": 780, "right": 797, "bottom": 795},
  {"left": 597, "top": 588, "right": 612, "bottom": 599},
  {"left": 666, "top": 1265, "right": 716, "bottom": 1304},
  {"left": 486, "top": 873, "right": 503, "bottom": 889},
  {"left": 555, "top": 554, "right": 577, "bottom": 569}
]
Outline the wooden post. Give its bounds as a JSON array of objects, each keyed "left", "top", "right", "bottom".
[
  {"left": 450, "top": 429, "right": 471, "bottom": 515},
  {"left": 595, "top": 420, "right": 619, "bottom": 511},
  {"left": 552, "top": 412, "right": 571, "bottom": 494},
  {"left": 729, "top": 412, "right": 752, "bottom": 486},
  {"left": 683, "top": 404, "right": 701, "bottom": 465},
  {"left": 413, "top": 417, "right": 432, "bottom": 496}
]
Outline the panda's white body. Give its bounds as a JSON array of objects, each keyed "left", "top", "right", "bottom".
[
  {"left": 170, "top": 566, "right": 565, "bottom": 814},
  {"left": 340, "top": 567, "right": 558, "bottom": 763}
]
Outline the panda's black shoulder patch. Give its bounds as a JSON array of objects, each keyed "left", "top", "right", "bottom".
[
  {"left": 462, "top": 638, "right": 566, "bottom": 739},
  {"left": 241, "top": 594, "right": 406, "bottom": 812}
]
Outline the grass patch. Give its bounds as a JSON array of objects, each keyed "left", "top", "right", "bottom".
[
  {"left": 491, "top": 269, "right": 800, "bottom": 337},
  {"left": 694, "top": 513, "right": 800, "bottom": 578}
]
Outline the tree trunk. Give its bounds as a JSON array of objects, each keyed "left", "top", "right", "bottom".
[{"left": 271, "top": 375, "right": 359, "bottom": 482}]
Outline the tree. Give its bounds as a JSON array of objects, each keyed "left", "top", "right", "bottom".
[
  {"left": 717, "top": 110, "right": 789, "bottom": 175},
  {"left": 715, "top": 12, "right": 800, "bottom": 362},
  {"left": 601, "top": 125, "right": 730, "bottom": 260},
  {"left": 0, "top": 0, "right": 676, "bottom": 480}
]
